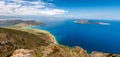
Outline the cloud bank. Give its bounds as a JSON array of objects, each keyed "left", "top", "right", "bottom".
[{"left": 0, "top": 0, "right": 68, "bottom": 16}]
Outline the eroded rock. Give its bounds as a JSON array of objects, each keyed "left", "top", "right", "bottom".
[{"left": 11, "top": 49, "right": 34, "bottom": 57}]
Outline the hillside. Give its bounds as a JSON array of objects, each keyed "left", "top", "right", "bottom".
[{"left": 0, "top": 27, "right": 55, "bottom": 57}]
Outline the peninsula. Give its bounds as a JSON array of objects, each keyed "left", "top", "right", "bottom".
[{"left": 0, "top": 20, "right": 45, "bottom": 26}]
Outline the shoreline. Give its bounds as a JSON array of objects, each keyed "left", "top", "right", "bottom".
[{"left": 23, "top": 26, "right": 59, "bottom": 44}]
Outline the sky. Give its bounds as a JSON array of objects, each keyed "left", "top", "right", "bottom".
[{"left": 0, "top": 0, "right": 120, "bottom": 20}]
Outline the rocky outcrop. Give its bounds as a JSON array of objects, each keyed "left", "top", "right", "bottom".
[
  {"left": 90, "top": 51, "right": 120, "bottom": 57},
  {"left": 73, "top": 46, "right": 89, "bottom": 57},
  {"left": 35, "top": 44, "right": 89, "bottom": 57},
  {"left": 90, "top": 51, "right": 109, "bottom": 57},
  {"left": 11, "top": 49, "right": 34, "bottom": 57},
  {"left": 11, "top": 44, "right": 89, "bottom": 57},
  {"left": 11, "top": 46, "right": 120, "bottom": 57}
]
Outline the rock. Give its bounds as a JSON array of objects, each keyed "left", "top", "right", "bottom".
[
  {"left": 54, "top": 54, "right": 64, "bottom": 57},
  {"left": 90, "top": 51, "right": 120, "bottom": 57},
  {"left": 73, "top": 46, "right": 89, "bottom": 57},
  {"left": 90, "top": 51, "right": 107, "bottom": 57},
  {"left": 11, "top": 49, "right": 34, "bottom": 57}
]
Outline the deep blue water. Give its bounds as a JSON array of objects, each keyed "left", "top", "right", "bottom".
[{"left": 34, "top": 19, "right": 120, "bottom": 54}]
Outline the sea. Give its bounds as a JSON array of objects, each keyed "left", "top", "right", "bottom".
[{"left": 33, "top": 19, "right": 120, "bottom": 54}]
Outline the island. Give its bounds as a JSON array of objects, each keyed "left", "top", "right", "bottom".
[
  {"left": 74, "top": 20, "right": 90, "bottom": 24},
  {"left": 74, "top": 20, "right": 110, "bottom": 25}
]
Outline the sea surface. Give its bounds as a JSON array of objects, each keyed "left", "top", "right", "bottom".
[{"left": 34, "top": 19, "right": 120, "bottom": 54}]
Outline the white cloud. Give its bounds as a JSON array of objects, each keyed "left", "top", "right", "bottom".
[{"left": 0, "top": 0, "right": 68, "bottom": 16}]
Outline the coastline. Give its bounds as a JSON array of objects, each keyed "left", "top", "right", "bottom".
[{"left": 23, "top": 26, "right": 58, "bottom": 44}]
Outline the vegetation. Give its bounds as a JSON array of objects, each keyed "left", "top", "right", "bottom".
[{"left": 0, "top": 27, "right": 52, "bottom": 57}]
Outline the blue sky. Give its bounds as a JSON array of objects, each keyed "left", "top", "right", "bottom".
[
  {"left": 47, "top": 0, "right": 120, "bottom": 19},
  {"left": 0, "top": 0, "right": 120, "bottom": 20}
]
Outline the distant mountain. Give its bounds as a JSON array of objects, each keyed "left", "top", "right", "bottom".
[
  {"left": 0, "top": 20, "right": 44, "bottom": 26},
  {"left": 0, "top": 20, "right": 23, "bottom": 26}
]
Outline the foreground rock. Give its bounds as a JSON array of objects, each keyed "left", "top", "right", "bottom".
[
  {"left": 11, "top": 49, "right": 34, "bottom": 57},
  {"left": 11, "top": 44, "right": 89, "bottom": 57},
  {"left": 35, "top": 44, "right": 89, "bottom": 57}
]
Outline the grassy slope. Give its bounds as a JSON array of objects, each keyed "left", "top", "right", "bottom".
[{"left": 0, "top": 27, "right": 52, "bottom": 57}]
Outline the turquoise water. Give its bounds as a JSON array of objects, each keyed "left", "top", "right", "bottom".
[{"left": 34, "top": 19, "right": 120, "bottom": 54}]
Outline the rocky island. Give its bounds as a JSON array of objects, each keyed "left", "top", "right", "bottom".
[
  {"left": 74, "top": 20, "right": 110, "bottom": 25},
  {"left": 74, "top": 20, "right": 90, "bottom": 24}
]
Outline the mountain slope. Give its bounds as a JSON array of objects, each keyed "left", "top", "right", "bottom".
[{"left": 0, "top": 27, "right": 55, "bottom": 57}]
